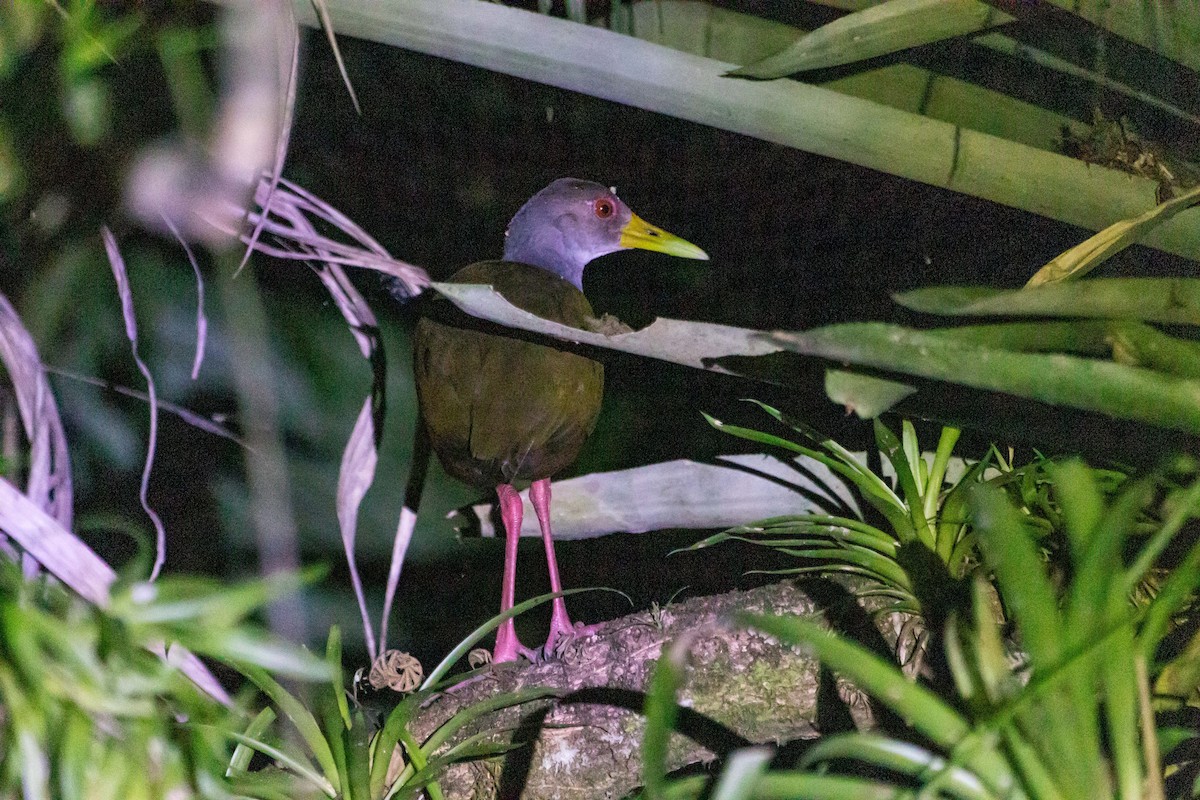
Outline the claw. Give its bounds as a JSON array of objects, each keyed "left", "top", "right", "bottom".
[
  {"left": 544, "top": 614, "right": 601, "bottom": 658},
  {"left": 493, "top": 618, "right": 539, "bottom": 664}
]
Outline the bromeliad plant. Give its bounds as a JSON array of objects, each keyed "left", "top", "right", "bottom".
[
  {"left": 645, "top": 459, "right": 1200, "bottom": 800},
  {"left": 693, "top": 402, "right": 1137, "bottom": 622},
  {"left": 692, "top": 402, "right": 1001, "bottom": 614}
]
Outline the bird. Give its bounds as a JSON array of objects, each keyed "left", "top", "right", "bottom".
[{"left": 413, "top": 178, "right": 708, "bottom": 662}]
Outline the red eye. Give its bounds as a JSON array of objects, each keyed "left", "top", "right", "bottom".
[{"left": 594, "top": 198, "right": 615, "bottom": 219}]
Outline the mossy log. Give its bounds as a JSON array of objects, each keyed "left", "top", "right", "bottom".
[{"left": 399, "top": 579, "right": 907, "bottom": 800}]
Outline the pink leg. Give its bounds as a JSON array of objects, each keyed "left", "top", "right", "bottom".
[
  {"left": 493, "top": 484, "right": 536, "bottom": 663},
  {"left": 530, "top": 478, "right": 599, "bottom": 654}
]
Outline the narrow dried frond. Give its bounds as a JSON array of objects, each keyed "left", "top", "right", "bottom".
[
  {"left": 101, "top": 227, "right": 168, "bottom": 581},
  {"left": 222, "top": 174, "right": 430, "bottom": 299},
  {"left": 216, "top": 174, "right": 430, "bottom": 658},
  {"left": 0, "top": 292, "right": 73, "bottom": 530}
]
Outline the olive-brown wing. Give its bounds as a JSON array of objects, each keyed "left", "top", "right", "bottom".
[{"left": 413, "top": 261, "right": 604, "bottom": 487}]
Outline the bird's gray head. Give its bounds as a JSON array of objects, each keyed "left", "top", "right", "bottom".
[{"left": 503, "top": 178, "right": 707, "bottom": 289}]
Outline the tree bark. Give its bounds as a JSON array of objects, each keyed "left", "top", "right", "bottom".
[{"left": 401, "top": 578, "right": 907, "bottom": 800}]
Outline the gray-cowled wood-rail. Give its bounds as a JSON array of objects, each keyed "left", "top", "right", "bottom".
[{"left": 413, "top": 178, "right": 707, "bottom": 662}]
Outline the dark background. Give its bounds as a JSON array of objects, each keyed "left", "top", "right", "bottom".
[{"left": 2, "top": 6, "right": 1196, "bottom": 666}]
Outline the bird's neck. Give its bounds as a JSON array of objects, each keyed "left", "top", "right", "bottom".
[{"left": 503, "top": 226, "right": 587, "bottom": 290}]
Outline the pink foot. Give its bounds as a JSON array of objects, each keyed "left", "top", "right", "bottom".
[
  {"left": 543, "top": 600, "right": 602, "bottom": 657},
  {"left": 493, "top": 618, "right": 539, "bottom": 663}
]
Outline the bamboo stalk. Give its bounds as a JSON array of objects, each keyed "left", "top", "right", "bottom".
[{"left": 290, "top": 0, "right": 1200, "bottom": 264}]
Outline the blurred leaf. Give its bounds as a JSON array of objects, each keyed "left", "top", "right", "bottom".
[
  {"left": 0, "top": 560, "right": 284, "bottom": 798},
  {"left": 58, "top": 6, "right": 143, "bottom": 83},
  {"left": 156, "top": 25, "right": 219, "bottom": 138},
  {"left": 0, "top": 3, "right": 48, "bottom": 79},
  {"left": 897, "top": 279, "right": 1200, "bottom": 325},
  {"left": 61, "top": 77, "right": 111, "bottom": 146},
  {"left": 1142, "top": 512, "right": 1200, "bottom": 658},
  {"left": 799, "top": 733, "right": 993, "bottom": 800},
  {"left": 1124, "top": 474, "right": 1200, "bottom": 597},
  {"left": 198, "top": 630, "right": 330, "bottom": 682},
  {"left": 969, "top": 485, "right": 1062, "bottom": 666},
  {"left": 1106, "top": 324, "right": 1200, "bottom": 379},
  {"left": 1066, "top": 475, "right": 1150, "bottom": 640},
  {"left": 938, "top": 320, "right": 1200, "bottom": 379},
  {"left": 0, "top": 124, "right": 21, "bottom": 202},
  {"left": 1047, "top": 460, "right": 1104, "bottom": 571},
  {"left": 730, "top": 0, "right": 1013, "bottom": 78},
  {"left": 709, "top": 746, "right": 772, "bottom": 800},
  {"left": 643, "top": 633, "right": 694, "bottom": 800},
  {"left": 824, "top": 369, "right": 916, "bottom": 418},
  {"left": 1027, "top": 184, "right": 1200, "bottom": 286},
  {"left": 951, "top": 575, "right": 1014, "bottom": 705},
  {"left": 928, "top": 320, "right": 1117, "bottom": 354}
]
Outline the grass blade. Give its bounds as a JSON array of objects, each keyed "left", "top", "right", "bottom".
[
  {"left": 419, "top": 687, "right": 561, "bottom": 758},
  {"left": 229, "top": 707, "right": 276, "bottom": 775},
  {"left": 216, "top": 728, "right": 337, "bottom": 798},
  {"left": 730, "top": 0, "right": 1012, "bottom": 78},
  {"left": 739, "top": 613, "right": 1016, "bottom": 797},
  {"left": 969, "top": 486, "right": 1062, "bottom": 666},
  {"left": 738, "top": 614, "right": 967, "bottom": 745},
  {"left": 239, "top": 665, "right": 339, "bottom": 788},
  {"left": 419, "top": 588, "right": 599, "bottom": 688}
]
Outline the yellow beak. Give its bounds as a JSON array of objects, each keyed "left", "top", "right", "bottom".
[{"left": 619, "top": 213, "right": 709, "bottom": 260}]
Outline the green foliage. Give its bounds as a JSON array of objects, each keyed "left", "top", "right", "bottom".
[
  {"left": 0, "top": 555, "right": 568, "bottom": 799},
  {"left": 0, "top": 560, "right": 328, "bottom": 800},
  {"left": 645, "top": 460, "right": 1200, "bottom": 800},
  {"left": 226, "top": 590, "right": 586, "bottom": 800}
]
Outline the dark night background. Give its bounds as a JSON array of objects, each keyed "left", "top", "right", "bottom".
[{"left": 2, "top": 5, "right": 1196, "bottom": 668}]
